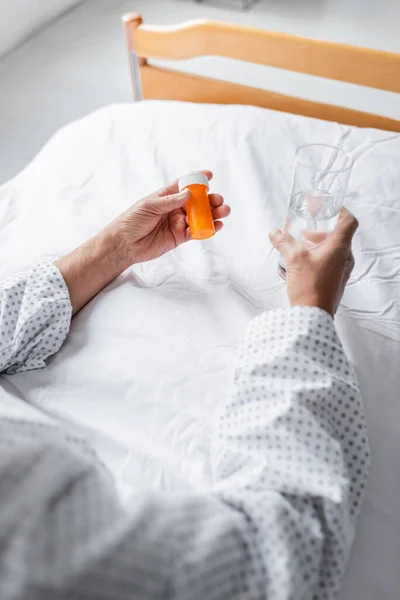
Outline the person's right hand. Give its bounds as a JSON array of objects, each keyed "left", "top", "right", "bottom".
[
  {"left": 269, "top": 207, "right": 358, "bottom": 317},
  {"left": 110, "top": 171, "right": 229, "bottom": 267}
]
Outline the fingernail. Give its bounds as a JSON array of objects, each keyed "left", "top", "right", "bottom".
[
  {"left": 270, "top": 229, "right": 282, "bottom": 239},
  {"left": 177, "top": 189, "right": 190, "bottom": 199}
]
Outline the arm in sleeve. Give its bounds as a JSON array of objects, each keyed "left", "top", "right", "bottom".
[
  {"left": 0, "top": 263, "right": 72, "bottom": 374},
  {"left": 0, "top": 308, "right": 370, "bottom": 600}
]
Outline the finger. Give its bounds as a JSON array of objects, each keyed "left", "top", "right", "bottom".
[
  {"left": 269, "top": 229, "right": 298, "bottom": 260},
  {"left": 209, "top": 193, "right": 224, "bottom": 208},
  {"left": 158, "top": 170, "right": 213, "bottom": 197},
  {"left": 331, "top": 207, "right": 359, "bottom": 245},
  {"left": 212, "top": 204, "right": 231, "bottom": 220},
  {"left": 184, "top": 203, "right": 230, "bottom": 225},
  {"left": 149, "top": 188, "right": 190, "bottom": 214}
]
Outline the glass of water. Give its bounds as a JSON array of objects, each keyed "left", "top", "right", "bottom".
[{"left": 278, "top": 144, "right": 353, "bottom": 277}]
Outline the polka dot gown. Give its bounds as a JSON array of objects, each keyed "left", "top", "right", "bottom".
[
  {"left": 0, "top": 264, "right": 370, "bottom": 600},
  {"left": 0, "top": 263, "right": 72, "bottom": 374}
]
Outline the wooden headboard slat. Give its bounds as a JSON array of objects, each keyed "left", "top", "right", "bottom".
[
  {"left": 141, "top": 65, "right": 400, "bottom": 133},
  {"left": 122, "top": 13, "right": 400, "bottom": 132},
  {"left": 132, "top": 19, "right": 400, "bottom": 94}
]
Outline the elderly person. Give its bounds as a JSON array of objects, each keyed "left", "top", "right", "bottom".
[{"left": 0, "top": 172, "right": 368, "bottom": 600}]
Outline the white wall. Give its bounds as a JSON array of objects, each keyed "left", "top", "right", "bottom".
[{"left": 0, "top": 0, "right": 83, "bottom": 57}]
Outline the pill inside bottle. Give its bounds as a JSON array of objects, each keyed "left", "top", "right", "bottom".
[{"left": 178, "top": 172, "right": 215, "bottom": 240}]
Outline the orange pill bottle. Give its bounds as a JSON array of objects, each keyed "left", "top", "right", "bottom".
[{"left": 178, "top": 172, "right": 215, "bottom": 240}]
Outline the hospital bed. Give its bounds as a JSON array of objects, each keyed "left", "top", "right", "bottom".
[{"left": 1, "top": 13, "right": 400, "bottom": 600}]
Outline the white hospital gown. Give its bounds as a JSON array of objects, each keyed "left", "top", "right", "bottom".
[{"left": 0, "top": 263, "right": 370, "bottom": 600}]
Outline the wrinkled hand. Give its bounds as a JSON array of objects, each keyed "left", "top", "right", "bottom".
[
  {"left": 113, "top": 170, "right": 230, "bottom": 266},
  {"left": 56, "top": 171, "right": 229, "bottom": 314},
  {"left": 269, "top": 207, "right": 358, "bottom": 316}
]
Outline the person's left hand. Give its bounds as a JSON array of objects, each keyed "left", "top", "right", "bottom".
[{"left": 112, "top": 170, "right": 230, "bottom": 266}]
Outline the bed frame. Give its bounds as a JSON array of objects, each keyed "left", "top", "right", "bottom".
[{"left": 122, "top": 13, "right": 400, "bottom": 133}]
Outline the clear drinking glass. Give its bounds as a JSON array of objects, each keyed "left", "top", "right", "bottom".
[{"left": 278, "top": 144, "right": 353, "bottom": 277}]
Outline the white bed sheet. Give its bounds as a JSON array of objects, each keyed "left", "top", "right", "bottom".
[{"left": 1, "top": 101, "right": 400, "bottom": 599}]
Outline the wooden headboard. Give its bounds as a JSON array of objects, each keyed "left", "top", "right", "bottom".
[{"left": 122, "top": 12, "right": 400, "bottom": 133}]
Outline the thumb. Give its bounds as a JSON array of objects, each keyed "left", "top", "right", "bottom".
[
  {"left": 331, "top": 207, "right": 359, "bottom": 245},
  {"left": 150, "top": 188, "right": 190, "bottom": 214},
  {"left": 269, "top": 228, "right": 298, "bottom": 260}
]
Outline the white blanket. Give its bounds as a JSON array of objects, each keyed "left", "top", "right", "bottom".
[{"left": 1, "top": 101, "right": 399, "bottom": 599}]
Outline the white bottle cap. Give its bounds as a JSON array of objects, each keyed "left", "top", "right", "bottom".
[{"left": 178, "top": 172, "right": 209, "bottom": 192}]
